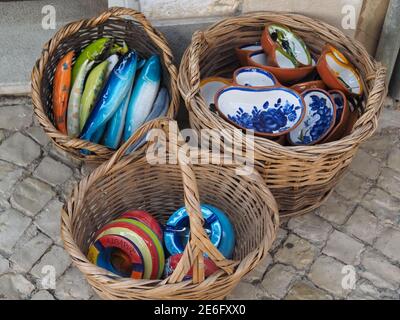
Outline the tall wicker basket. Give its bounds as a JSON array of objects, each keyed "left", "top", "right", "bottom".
[
  {"left": 178, "top": 12, "right": 387, "bottom": 218},
  {"left": 61, "top": 119, "right": 279, "bottom": 300},
  {"left": 31, "top": 7, "right": 179, "bottom": 162}
]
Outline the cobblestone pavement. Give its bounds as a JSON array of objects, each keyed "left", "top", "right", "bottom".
[{"left": 0, "top": 96, "right": 399, "bottom": 300}]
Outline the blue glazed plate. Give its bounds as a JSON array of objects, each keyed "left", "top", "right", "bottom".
[
  {"left": 215, "top": 86, "right": 305, "bottom": 137},
  {"left": 288, "top": 89, "right": 336, "bottom": 145}
]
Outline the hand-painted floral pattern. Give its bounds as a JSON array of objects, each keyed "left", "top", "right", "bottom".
[
  {"left": 228, "top": 98, "right": 301, "bottom": 134},
  {"left": 298, "top": 94, "right": 333, "bottom": 144},
  {"left": 333, "top": 95, "right": 344, "bottom": 125}
]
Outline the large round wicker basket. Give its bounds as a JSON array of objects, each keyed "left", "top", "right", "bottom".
[
  {"left": 178, "top": 12, "right": 387, "bottom": 218},
  {"left": 31, "top": 7, "right": 179, "bottom": 162},
  {"left": 61, "top": 119, "right": 279, "bottom": 300}
]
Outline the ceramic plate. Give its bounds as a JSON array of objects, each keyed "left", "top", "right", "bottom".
[
  {"left": 289, "top": 89, "right": 336, "bottom": 145},
  {"left": 233, "top": 67, "right": 278, "bottom": 87},
  {"left": 215, "top": 86, "right": 305, "bottom": 136}
]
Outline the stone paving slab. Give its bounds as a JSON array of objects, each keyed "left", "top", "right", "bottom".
[{"left": 0, "top": 97, "right": 399, "bottom": 300}]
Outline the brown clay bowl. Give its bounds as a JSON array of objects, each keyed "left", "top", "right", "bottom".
[
  {"left": 322, "top": 90, "right": 350, "bottom": 143},
  {"left": 246, "top": 50, "right": 315, "bottom": 84},
  {"left": 261, "top": 23, "right": 313, "bottom": 68},
  {"left": 235, "top": 43, "right": 263, "bottom": 66},
  {"left": 290, "top": 80, "right": 327, "bottom": 94},
  {"left": 317, "top": 44, "right": 363, "bottom": 96}
]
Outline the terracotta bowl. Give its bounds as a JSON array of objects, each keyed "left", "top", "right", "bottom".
[
  {"left": 290, "top": 80, "right": 327, "bottom": 94},
  {"left": 288, "top": 88, "right": 337, "bottom": 145},
  {"left": 322, "top": 90, "right": 350, "bottom": 143},
  {"left": 233, "top": 66, "right": 279, "bottom": 87},
  {"left": 214, "top": 85, "right": 306, "bottom": 138},
  {"left": 317, "top": 45, "right": 363, "bottom": 96},
  {"left": 235, "top": 43, "right": 263, "bottom": 66},
  {"left": 261, "top": 23, "right": 312, "bottom": 68},
  {"left": 247, "top": 50, "right": 315, "bottom": 84},
  {"left": 199, "top": 77, "right": 231, "bottom": 108},
  {"left": 344, "top": 97, "right": 360, "bottom": 135}
]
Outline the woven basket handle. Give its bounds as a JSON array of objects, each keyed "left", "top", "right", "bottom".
[
  {"left": 109, "top": 118, "right": 236, "bottom": 283},
  {"left": 179, "top": 31, "right": 205, "bottom": 110}
]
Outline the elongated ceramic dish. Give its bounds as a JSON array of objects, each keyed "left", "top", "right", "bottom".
[
  {"left": 261, "top": 23, "right": 312, "bottom": 67},
  {"left": 317, "top": 45, "right": 363, "bottom": 96},
  {"left": 233, "top": 67, "right": 278, "bottom": 87},
  {"left": 247, "top": 50, "right": 315, "bottom": 84},
  {"left": 323, "top": 90, "right": 350, "bottom": 143},
  {"left": 288, "top": 89, "right": 336, "bottom": 145},
  {"left": 290, "top": 80, "right": 327, "bottom": 93},
  {"left": 200, "top": 77, "right": 231, "bottom": 108},
  {"left": 235, "top": 43, "right": 263, "bottom": 65},
  {"left": 215, "top": 85, "right": 305, "bottom": 137}
]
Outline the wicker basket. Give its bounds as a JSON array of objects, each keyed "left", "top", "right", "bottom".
[
  {"left": 178, "top": 12, "right": 387, "bottom": 218},
  {"left": 61, "top": 119, "right": 279, "bottom": 300},
  {"left": 31, "top": 7, "right": 179, "bottom": 162}
]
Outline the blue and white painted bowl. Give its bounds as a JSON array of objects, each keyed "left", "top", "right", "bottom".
[
  {"left": 288, "top": 89, "right": 337, "bottom": 145},
  {"left": 233, "top": 67, "right": 278, "bottom": 87},
  {"left": 215, "top": 86, "right": 305, "bottom": 137},
  {"left": 322, "top": 90, "right": 350, "bottom": 143}
]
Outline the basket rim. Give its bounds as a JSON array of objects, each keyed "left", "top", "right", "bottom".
[
  {"left": 61, "top": 133, "right": 280, "bottom": 296},
  {"left": 178, "top": 11, "right": 388, "bottom": 158},
  {"left": 31, "top": 7, "right": 180, "bottom": 162}
]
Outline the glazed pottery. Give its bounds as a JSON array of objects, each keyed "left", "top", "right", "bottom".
[
  {"left": 202, "top": 204, "right": 235, "bottom": 259},
  {"left": 261, "top": 23, "right": 312, "bottom": 67},
  {"left": 120, "top": 210, "right": 163, "bottom": 241},
  {"left": 199, "top": 77, "right": 231, "bottom": 108},
  {"left": 67, "top": 59, "right": 95, "bottom": 137},
  {"left": 247, "top": 50, "right": 315, "bottom": 84},
  {"left": 53, "top": 50, "right": 74, "bottom": 134},
  {"left": 80, "top": 59, "right": 110, "bottom": 131},
  {"left": 144, "top": 87, "right": 170, "bottom": 122},
  {"left": 103, "top": 86, "right": 133, "bottom": 149},
  {"left": 235, "top": 42, "right": 263, "bottom": 65},
  {"left": 215, "top": 85, "right": 305, "bottom": 137},
  {"left": 164, "top": 204, "right": 235, "bottom": 259},
  {"left": 80, "top": 51, "right": 138, "bottom": 143},
  {"left": 164, "top": 205, "right": 222, "bottom": 256},
  {"left": 88, "top": 234, "right": 144, "bottom": 279},
  {"left": 233, "top": 67, "right": 278, "bottom": 87},
  {"left": 288, "top": 89, "right": 336, "bottom": 145},
  {"left": 164, "top": 254, "right": 219, "bottom": 280},
  {"left": 95, "top": 225, "right": 158, "bottom": 279},
  {"left": 72, "top": 37, "right": 113, "bottom": 85},
  {"left": 290, "top": 80, "right": 327, "bottom": 94},
  {"left": 344, "top": 97, "right": 360, "bottom": 135},
  {"left": 324, "top": 44, "right": 349, "bottom": 64},
  {"left": 323, "top": 90, "right": 350, "bottom": 143},
  {"left": 112, "top": 218, "right": 165, "bottom": 279},
  {"left": 317, "top": 45, "right": 363, "bottom": 96},
  {"left": 123, "top": 55, "right": 161, "bottom": 142}
]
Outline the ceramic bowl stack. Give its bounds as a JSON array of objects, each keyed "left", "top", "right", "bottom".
[
  {"left": 199, "top": 23, "right": 364, "bottom": 146},
  {"left": 87, "top": 204, "right": 235, "bottom": 281}
]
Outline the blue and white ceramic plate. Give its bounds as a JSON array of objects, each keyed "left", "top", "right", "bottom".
[
  {"left": 215, "top": 86, "right": 305, "bottom": 136},
  {"left": 288, "top": 89, "right": 336, "bottom": 145},
  {"left": 233, "top": 67, "right": 278, "bottom": 87}
]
